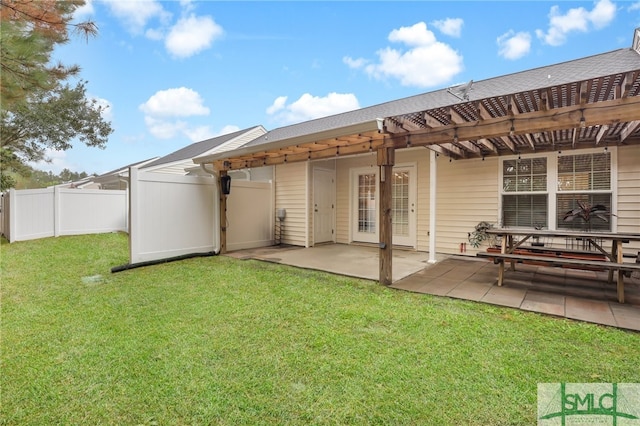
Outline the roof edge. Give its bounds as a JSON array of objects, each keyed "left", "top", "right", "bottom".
[{"left": 193, "top": 120, "right": 379, "bottom": 164}]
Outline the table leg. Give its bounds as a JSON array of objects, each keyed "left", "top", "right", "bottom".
[
  {"left": 508, "top": 235, "right": 516, "bottom": 271},
  {"left": 608, "top": 240, "right": 616, "bottom": 284},
  {"left": 616, "top": 240, "right": 624, "bottom": 304},
  {"left": 497, "top": 235, "right": 507, "bottom": 286}
]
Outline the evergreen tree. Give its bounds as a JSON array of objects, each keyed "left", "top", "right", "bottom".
[{"left": 0, "top": 0, "right": 109, "bottom": 191}]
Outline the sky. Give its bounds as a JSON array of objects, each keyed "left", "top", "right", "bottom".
[{"left": 34, "top": 0, "right": 640, "bottom": 176}]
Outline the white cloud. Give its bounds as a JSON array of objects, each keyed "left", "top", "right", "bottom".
[
  {"left": 266, "top": 96, "right": 288, "bottom": 115},
  {"left": 140, "top": 87, "right": 209, "bottom": 117},
  {"left": 629, "top": 2, "right": 640, "bottom": 11},
  {"left": 497, "top": 30, "right": 532, "bottom": 60},
  {"left": 104, "top": 0, "right": 170, "bottom": 34},
  {"left": 536, "top": 0, "right": 616, "bottom": 46},
  {"left": 165, "top": 14, "right": 224, "bottom": 59},
  {"left": 181, "top": 124, "right": 239, "bottom": 145},
  {"left": 431, "top": 18, "right": 464, "bottom": 37},
  {"left": 349, "top": 22, "right": 463, "bottom": 88},
  {"left": 183, "top": 125, "right": 215, "bottom": 142},
  {"left": 140, "top": 87, "right": 211, "bottom": 140},
  {"left": 267, "top": 93, "right": 360, "bottom": 125},
  {"left": 74, "top": 0, "right": 94, "bottom": 19},
  {"left": 92, "top": 96, "right": 113, "bottom": 121},
  {"left": 143, "top": 116, "right": 187, "bottom": 139},
  {"left": 343, "top": 56, "right": 368, "bottom": 69},
  {"left": 29, "top": 149, "right": 72, "bottom": 175},
  {"left": 218, "top": 125, "right": 241, "bottom": 135}
]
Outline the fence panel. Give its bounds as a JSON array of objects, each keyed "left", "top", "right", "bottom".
[
  {"left": 227, "top": 180, "right": 274, "bottom": 251},
  {"left": 58, "top": 188, "right": 128, "bottom": 236},
  {"left": 1, "top": 187, "right": 127, "bottom": 242},
  {"left": 11, "top": 188, "right": 55, "bottom": 241},
  {"left": 129, "top": 169, "right": 274, "bottom": 264},
  {"left": 129, "top": 169, "right": 217, "bottom": 263}
]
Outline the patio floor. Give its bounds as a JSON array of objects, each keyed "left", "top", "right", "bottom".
[{"left": 224, "top": 244, "right": 640, "bottom": 332}]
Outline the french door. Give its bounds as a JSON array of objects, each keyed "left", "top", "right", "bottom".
[{"left": 351, "top": 165, "right": 416, "bottom": 247}]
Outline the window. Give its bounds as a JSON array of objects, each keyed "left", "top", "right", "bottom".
[
  {"left": 502, "top": 157, "right": 548, "bottom": 228},
  {"left": 357, "top": 173, "right": 376, "bottom": 233},
  {"left": 500, "top": 151, "right": 613, "bottom": 231},
  {"left": 556, "top": 152, "right": 612, "bottom": 231}
]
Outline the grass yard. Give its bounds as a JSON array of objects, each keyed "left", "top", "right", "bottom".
[{"left": 1, "top": 233, "right": 639, "bottom": 425}]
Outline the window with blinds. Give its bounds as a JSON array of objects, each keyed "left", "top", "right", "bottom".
[
  {"left": 502, "top": 157, "right": 548, "bottom": 228},
  {"left": 557, "top": 152, "right": 612, "bottom": 231}
]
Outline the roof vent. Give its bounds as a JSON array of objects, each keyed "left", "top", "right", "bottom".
[{"left": 447, "top": 80, "right": 473, "bottom": 101}]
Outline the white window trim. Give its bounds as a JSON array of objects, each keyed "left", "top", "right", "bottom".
[{"left": 498, "top": 147, "right": 617, "bottom": 231}]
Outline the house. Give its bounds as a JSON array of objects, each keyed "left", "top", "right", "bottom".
[
  {"left": 93, "top": 157, "right": 160, "bottom": 190},
  {"left": 194, "top": 28, "right": 640, "bottom": 285},
  {"left": 142, "top": 125, "right": 269, "bottom": 180}
]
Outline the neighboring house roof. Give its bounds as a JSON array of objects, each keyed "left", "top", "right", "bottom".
[
  {"left": 142, "top": 125, "right": 266, "bottom": 174},
  {"left": 92, "top": 157, "right": 160, "bottom": 185},
  {"left": 194, "top": 37, "right": 640, "bottom": 167}
]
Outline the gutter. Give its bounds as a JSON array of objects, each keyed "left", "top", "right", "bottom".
[{"left": 200, "top": 163, "right": 222, "bottom": 256}]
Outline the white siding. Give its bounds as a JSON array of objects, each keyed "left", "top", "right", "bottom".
[
  {"left": 275, "top": 162, "right": 308, "bottom": 247},
  {"left": 617, "top": 145, "right": 640, "bottom": 252},
  {"left": 436, "top": 156, "right": 500, "bottom": 256},
  {"left": 335, "top": 153, "right": 378, "bottom": 244}
]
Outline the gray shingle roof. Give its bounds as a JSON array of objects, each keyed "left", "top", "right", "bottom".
[
  {"left": 244, "top": 48, "right": 640, "bottom": 150},
  {"left": 142, "top": 126, "right": 263, "bottom": 169}
]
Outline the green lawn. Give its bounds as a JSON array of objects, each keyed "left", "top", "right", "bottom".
[{"left": 1, "top": 233, "right": 638, "bottom": 425}]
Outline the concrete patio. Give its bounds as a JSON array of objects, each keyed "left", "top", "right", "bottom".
[{"left": 224, "top": 244, "right": 640, "bottom": 332}]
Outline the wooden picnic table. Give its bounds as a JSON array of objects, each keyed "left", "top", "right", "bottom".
[{"left": 477, "top": 229, "right": 640, "bottom": 304}]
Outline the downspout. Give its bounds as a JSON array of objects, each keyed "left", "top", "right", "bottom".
[{"left": 200, "top": 163, "right": 221, "bottom": 255}]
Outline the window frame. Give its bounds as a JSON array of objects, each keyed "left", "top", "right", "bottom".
[{"left": 498, "top": 147, "right": 617, "bottom": 231}]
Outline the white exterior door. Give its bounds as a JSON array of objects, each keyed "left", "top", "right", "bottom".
[
  {"left": 351, "top": 165, "right": 416, "bottom": 247},
  {"left": 391, "top": 166, "right": 417, "bottom": 247},
  {"left": 352, "top": 169, "right": 378, "bottom": 243},
  {"left": 313, "top": 168, "right": 335, "bottom": 244}
]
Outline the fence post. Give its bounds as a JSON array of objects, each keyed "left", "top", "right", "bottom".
[
  {"left": 53, "top": 186, "right": 60, "bottom": 237},
  {"left": 129, "top": 167, "right": 139, "bottom": 263},
  {"left": 8, "top": 189, "right": 16, "bottom": 243}
]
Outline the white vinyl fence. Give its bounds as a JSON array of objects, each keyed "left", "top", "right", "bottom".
[
  {"left": 0, "top": 187, "right": 127, "bottom": 242},
  {"left": 129, "top": 168, "right": 273, "bottom": 265}
]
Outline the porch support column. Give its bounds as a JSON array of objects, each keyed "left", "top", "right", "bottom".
[
  {"left": 428, "top": 150, "right": 437, "bottom": 264},
  {"left": 218, "top": 170, "right": 228, "bottom": 254},
  {"left": 378, "top": 146, "right": 395, "bottom": 285}
]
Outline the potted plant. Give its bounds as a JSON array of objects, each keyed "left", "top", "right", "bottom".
[
  {"left": 562, "top": 200, "right": 614, "bottom": 231},
  {"left": 468, "top": 221, "right": 496, "bottom": 248}
]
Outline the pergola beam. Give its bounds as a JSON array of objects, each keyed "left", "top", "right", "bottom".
[
  {"left": 387, "top": 96, "right": 640, "bottom": 150},
  {"left": 211, "top": 94, "right": 640, "bottom": 171}
]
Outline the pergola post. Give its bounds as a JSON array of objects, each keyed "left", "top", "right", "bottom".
[
  {"left": 218, "top": 170, "right": 228, "bottom": 254},
  {"left": 378, "top": 146, "right": 395, "bottom": 285}
]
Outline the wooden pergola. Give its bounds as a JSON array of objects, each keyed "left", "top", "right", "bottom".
[{"left": 202, "top": 69, "right": 640, "bottom": 286}]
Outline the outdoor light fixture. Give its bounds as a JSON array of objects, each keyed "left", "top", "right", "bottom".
[
  {"left": 221, "top": 175, "right": 231, "bottom": 195},
  {"left": 509, "top": 119, "right": 515, "bottom": 137},
  {"left": 580, "top": 110, "right": 586, "bottom": 128},
  {"left": 376, "top": 118, "right": 385, "bottom": 133}
]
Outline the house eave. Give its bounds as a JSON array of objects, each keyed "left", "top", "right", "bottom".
[{"left": 193, "top": 120, "right": 380, "bottom": 166}]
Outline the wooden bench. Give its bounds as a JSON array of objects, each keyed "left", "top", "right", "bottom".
[{"left": 476, "top": 251, "right": 640, "bottom": 304}]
